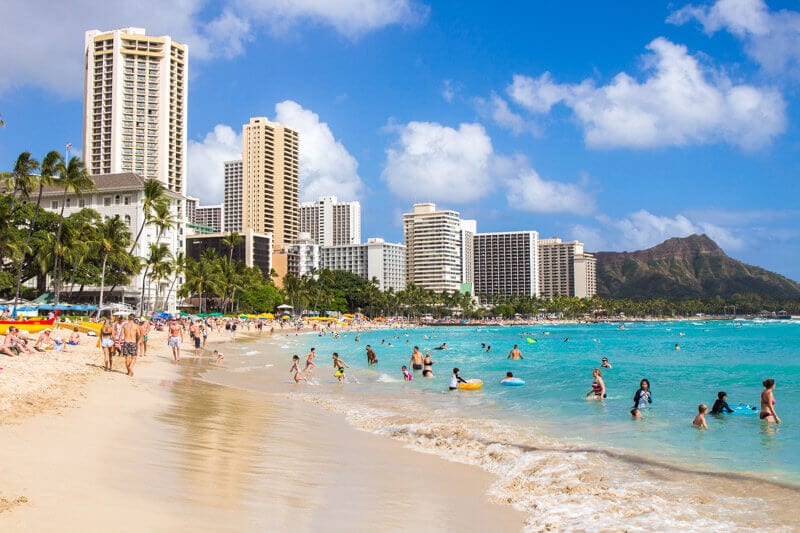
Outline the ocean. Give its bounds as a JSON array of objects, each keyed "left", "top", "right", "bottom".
[{"left": 202, "top": 319, "right": 800, "bottom": 530}]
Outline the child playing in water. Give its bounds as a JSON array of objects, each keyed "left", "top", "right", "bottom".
[
  {"left": 213, "top": 349, "right": 224, "bottom": 363},
  {"left": 290, "top": 354, "right": 307, "bottom": 383},
  {"left": 332, "top": 352, "right": 349, "bottom": 383},
  {"left": 402, "top": 365, "right": 413, "bottom": 381},
  {"left": 693, "top": 404, "right": 708, "bottom": 429}
]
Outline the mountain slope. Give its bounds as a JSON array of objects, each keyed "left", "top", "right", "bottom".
[{"left": 595, "top": 234, "right": 800, "bottom": 299}]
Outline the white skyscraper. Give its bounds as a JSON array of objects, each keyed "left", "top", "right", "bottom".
[
  {"left": 223, "top": 160, "right": 243, "bottom": 232},
  {"left": 319, "top": 238, "right": 405, "bottom": 292},
  {"left": 473, "top": 231, "right": 540, "bottom": 303},
  {"left": 83, "top": 27, "right": 187, "bottom": 195},
  {"left": 300, "top": 195, "right": 361, "bottom": 246},
  {"left": 403, "top": 203, "right": 471, "bottom": 294}
]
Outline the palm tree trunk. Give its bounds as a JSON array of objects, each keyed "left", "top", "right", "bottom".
[
  {"left": 13, "top": 184, "right": 46, "bottom": 305},
  {"left": 52, "top": 187, "right": 70, "bottom": 305},
  {"left": 97, "top": 253, "right": 108, "bottom": 317},
  {"left": 162, "top": 275, "right": 179, "bottom": 313}
]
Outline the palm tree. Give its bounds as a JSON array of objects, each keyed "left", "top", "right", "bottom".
[
  {"left": 95, "top": 215, "right": 131, "bottom": 316},
  {"left": 141, "top": 243, "right": 170, "bottom": 314},
  {"left": 139, "top": 201, "right": 175, "bottom": 310},
  {"left": 1, "top": 152, "right": 40, "bottom": 201},
  {"left": 52, "top": 156, "right": 93, "bottom": 304},
  {"left": 161, "top": 251, "right": 186, "bottom": 312},
  {"left": 148, "top": 247, "right": 173, "bottom": 312},
  {"left": 128, "top": 179, "right": 168, "bottom": 255},
  {"left": 13, "top": 151, "right": 60, "bottom": 304},
  {"left": 222, "top": 230, "right": 243, "bottom": 264},
  {"left": 181, "top": 252, "right": 222, "bottom": 314}
]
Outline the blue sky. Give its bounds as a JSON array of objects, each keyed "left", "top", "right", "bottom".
[{"left": 2, "top": 0, "right": 800, "bottom": 281}]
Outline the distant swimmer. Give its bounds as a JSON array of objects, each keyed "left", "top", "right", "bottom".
[
  {"left": 410, "top": 346, "right": 424, "bottom": 371},
  {"left": 586, "top": 368, "right": 606, "bottom": 400},
  {"left": 760, "top": 379, "right": 781, "bottom": 423},
  {"left": 710, "top": 391, "right": 734, "bottom": 414},
  {"left": 692, "top": 404, "right": 708, "bottom": 429},
  {"left": 449, "top": 367, "right": 468, "bottom": 391},
  {"left": 290, "top": 355, "right": 307, "bottom": 383},
  {"left": 507, "top": 344, "right": 523, "bottom": 360},
  {"left": 422, "top": 352, "right": 434, "bottom": 378},
  {"left": 633, "top": 379, "right": 652, "bottom": 409},
  {"left": 486, "top": 345, "right": 491, "bottom": 353},
  {"left": 600, "top": 357, "right": 612, "bottom": 369},
  {"left": 500, "top": 371, "right": 517, "bottom": 384},
  {"left": 630, "top": 408, "right": 642, "bottom": 419},
  {"left": 563, "top": 338, "right": 569, "bottom": 343},
  {"left": 434, "top": 342, "right": 447, "bottom": 350},
  {"left": 674, "top": 343, "right": 681, "bottom": 351}
]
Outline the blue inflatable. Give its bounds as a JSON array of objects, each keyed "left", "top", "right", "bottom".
[
  {"left": 729, "top": 403, "right": 758, "bottom": 415},
  {"left": 501, "top": 378, "right": 525, "bottom": 386}
]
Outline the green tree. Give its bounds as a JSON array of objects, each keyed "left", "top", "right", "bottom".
[
  {"left": 160, "top": 252, "right": 186, "bottom": 312},
  {"left": 95, "top": 215, "right": 132, "bottom": 314}
]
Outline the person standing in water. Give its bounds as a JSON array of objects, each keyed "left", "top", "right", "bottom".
[
  {"left": 693, "top": 404, "right": 708, "bottom": 429},
  {"left": 290, "top": 355, "right": 307, "bottom": 383},
  {"left": 632, "top": 379, "right": 652, "bottom": 409},
  {"left": 332, "top": 353, "right": 349, "bottom": 383},
  {"left": 422, "top": 352, "right": 434, "bottom": 378},
  {"left": 586, "top": 368, "right": 606, "bottom": 399},
  {"left": 449, "top": 367, "right": 467, "bottom": 390},
  {"left": 760, "top": 379, "right": 781, "bottom": 423},
  {"left": 507, "top": 344, "right": 523, "bottom": 360},
  {"left": 365, "top": 344, "right": 378, "bottom": 365},
  {"left": 304, "top": 347, "right": 317, "bottom": 375},
  {"left": 410, "top": 346, "right": 424, "bottom": 372},
  {"left": 711, "top": 391, "right": 734, "bottom": 414}
]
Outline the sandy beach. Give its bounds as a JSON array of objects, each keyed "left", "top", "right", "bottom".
[{"left": 0, "top": 324, "right": 524, "bottom": 532}]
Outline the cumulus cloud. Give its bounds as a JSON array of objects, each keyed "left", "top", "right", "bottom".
[
  {"left": 274, "top": 100, "right": 363, "bottom": 202},
  {"left": 507, "top": 38, "right": 786, "bottom": 150},
  {"left": 382, "top": 121, "right": 494, "bottom": 203},
  {"left": 474, "top": 93, "right": 537, "bottom": 136},
  {"left": 187, "top": 124, "right": 242, "bottom": 204},
  {"left": 505, "top": 169, "right": 595, "bottom": 215},
  {"left": 669, "top": 0, "right": 800, "bottom": 78},
  {"left": 0, "top": 0, "right": 426, "bottom": 96},
  {"left": 442, "top": 80, "right": 456, "bottom": 103}
]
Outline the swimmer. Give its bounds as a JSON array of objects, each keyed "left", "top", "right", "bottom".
[
  {"left": 507, "top": 344, "right": 523, "bottom": 360},
  {"left": 434, "top": 342, "right": 447, "bottom": 350},
  {"left": 632, "top": 378, "right": 652, "bottom": 409},
  {"left": 630, "top": 408, "right": 642, "bottom": 419},
  {"left": 401, "top": 365, "right": 413, "bottom": 381},
  {"left": 449, "top": 367, "right": 467, "bottom": 391},
  {"left": 332, "top": 352, "right": 349, "bottom": 383},
  {"left": 500, "top": 371, "right": 516, "bottom": 384},
  {"left": 410, "top": 345, "right": 424, "bottom": 371},
  {"left": 693, "top": 404, "right": 708, "bottom": 429},
  {"left": 586, "top": 368, "right": 606, "bottom": 399},
  {"left": 290, "top": 355, "right": 307, "bottom": 383},
  {"left": 600, "top": 357, "right": 612, "bottom": 369},
  {"left": 759, "top": 379, "right": 781, "bottom": 423},
  {"left": 710, "top": 391, "right": 734, "bottom": 414},
  {"left": 365, "top": 344, "right": 378, "bottom": 365},
  {"left": 674, "top": 343, "right": 681, "bottom": 351},
  {"left": 485, "top": 345, "right": 491, "bottom": 353}
]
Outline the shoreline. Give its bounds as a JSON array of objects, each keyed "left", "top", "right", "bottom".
[{"left": 0, "top": 325, "right": 526, "bottom": 531}]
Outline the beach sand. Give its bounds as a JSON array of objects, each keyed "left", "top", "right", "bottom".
[{"left": 0, "top": 325, "right": 525, "bottom": 531}]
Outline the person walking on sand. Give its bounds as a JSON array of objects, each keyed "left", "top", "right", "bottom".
[
  {"left": 332, "top": 352, "right": 349, "bottom": 383},
  {"left": 410, "top": 345, "right": 424, "bottom": 372},
  {"left": 100, "top": 319, "right": 114, "bottom": 371},
  {"left": 168, "top": 319, "right": 183, "bottom": 362},
  {"left": 140, "top": 319, "right": 151, "bottom": 356},
  {"left": 290, "top": 355, "right": 308, "bottom": 383},
  {"left": 508, "top": 344, "right": 523, "bottom": 360},
  {"left": 760, "top": 379, "right": 781, "bottom": 424},
  {"left": 304, "top": 347, "right": 316, "bottom": 375},
  {"left": 122, "top": 314, "right": 141, "bottom": 377}
]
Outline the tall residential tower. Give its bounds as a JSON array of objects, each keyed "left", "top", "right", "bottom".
[
  {"left": 299, "top": 195, "right": 361, "bottom": 246},
  {"left": 83, "top": 27, "right": 187, "bottom": 195}
]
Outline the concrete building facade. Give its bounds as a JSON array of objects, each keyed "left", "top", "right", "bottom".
[
  {"left": 538, "top": 238, "right": 597, "bottom": 298},
  {"left": 299, "top": 195, "right": 361, "bottom": 246},
  {"left": 320, "top": 238, "right": 406, "bottom": 292},
  {"left": 83, "top": 27, "right": 187, "bottom": 196},
  {"left": 186, "top": 229, "right": 273, "bottom": 276},
  {"left": 403, "top": 203, "right": 469, "bottom": 294},
  {"left": 241, "top": 118, "right": 299, "bottom": 250},
  {"left": 223, "top": 160, "right": 242, "bottom": 233},
  {"left": 473, "top": 231, "right": 539, "bottom": 303},
  {"left": 287, "top": 232, "right": 321, "bottom": 278},
  {"left": 195, "top": 204, "right": 223, "bottom": 233}
]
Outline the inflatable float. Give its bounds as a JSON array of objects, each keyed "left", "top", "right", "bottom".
[
  {"left": 729, "top": 403, "right": 758, "bottom": 415},
  {"left": 501, "top": 377, "right": 525, "bottom": 386},
  {"left": 457, "top": 379, "right": 483, "bottom": 391}
]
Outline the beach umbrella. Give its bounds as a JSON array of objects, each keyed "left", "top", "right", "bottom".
[{"left": 276, "top": 304, "right": 292, "bottom": 310}]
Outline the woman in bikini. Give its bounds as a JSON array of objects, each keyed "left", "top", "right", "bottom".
[
  {"left": 759, "top": 378, "right": 781, "bottom": 424},
  {"left": 586, "top": 368, "right": 606, "bottom": 400}
]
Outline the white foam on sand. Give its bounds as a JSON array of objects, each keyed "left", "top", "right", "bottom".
[{"left": 376, "top": 374, "right": 399, "bottom": 383}]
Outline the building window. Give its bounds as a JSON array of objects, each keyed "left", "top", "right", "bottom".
[
  {"left": 51, "top": 200, "right": 59, "bottom": 209},
  {"left": 103, "top": 196, "right": 112, "bottom": 207},
  {"left": 114, "top": 195, "right": 121, "bottom": 205},
  {"left": 124, "top": 196, "right": 131, "bottom": 205},
  {"left": 78, "top": 198, "right": 86, "bottom": 208},
  {"left": 65, "top": 198, "right": 71, "bottom": 207},
  {"left": 124, "top": 215, "right": 131, "bottom": 227}
]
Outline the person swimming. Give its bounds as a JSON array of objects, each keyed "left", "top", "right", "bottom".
[
  {"left": 449, "top": 367, "right": 467, "bottom": 390},
  {"left": 710, "top": 391, "right": 734, "bottom": 414}
]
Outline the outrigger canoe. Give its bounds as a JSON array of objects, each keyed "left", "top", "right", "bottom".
[{"left": 0, "top": 311, "right": 60, "bottom": 335}]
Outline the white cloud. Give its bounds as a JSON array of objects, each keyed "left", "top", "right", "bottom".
[
  {"left": 669, "top": 0, "right": 800, "bottom": 78},
  {"left": 507, "top": 38, "right": 786, "bottom": 150},
  {"left": 442, "top": 80, "right": 456, "bottom": 103},
  {"left": 382, "top": 121, "right": 494, "bottom": 203},
  {"left": 505, "top": 169, "right": 595, "bottom": 215},
  {"left": 187, "top": 124, "right": 242, "bottom": 204},
  {"left": 596, "top": 210, "right": 745, "bottom": 251},
  {"left": 474, "top": 93, "right": 537, "bottom": 136},
  {"left": 0, "top": 0, "right": 426, "bottom": 96},
  {"left": 274, "top": 100, "right": 363, "bottom": 202}
]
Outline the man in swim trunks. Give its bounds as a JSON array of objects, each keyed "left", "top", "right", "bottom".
[
  {"left": 409, "top": 346, "right": 424, "bottom": 371},
  {"left": 365, "top": 345, "right": 378, "bottom": 365},
  {"left": 507, "top": 344, "right": 523, "bottom": 360},
  {"left": 122, "top": 314, "right": 141, "bottom": 377},
  {"left": 168, "top": 319, "right": 183, "bottom": 362}
]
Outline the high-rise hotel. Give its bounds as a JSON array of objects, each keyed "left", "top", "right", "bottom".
[
  {"left": 300, "top": 195, "right": 361, "bottom": 246},
  {"left": 538, "top": 238, "right": 596, "bottom": 298},
  {"left": 473, "top": 231, "right": 540, "bottom": 303},
  {"left": 83, "top": 27, "right": 187, "bottom": 195},
  {"left": 241, "top": 118, "right": 299, "bottom": 249}
]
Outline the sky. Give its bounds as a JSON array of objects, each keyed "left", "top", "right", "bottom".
[{"left": 2, "top": 0, "right": 800, "bottom": 282}]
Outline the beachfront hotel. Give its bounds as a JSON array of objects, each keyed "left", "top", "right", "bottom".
[
  {"left": 538, "top": 238, "right": 597, "bottom": 298},
  {"left": 473, "top": 231, "right": 540, "bottom": 303},
  {"left": 223, "top": 160, "right": 243, "bottom": 233},
  {"left": 186, "top": 229, "right": 273, "bottom": 275},
  {"left": 299, "top": 195, "right": 361, "bottom": 246},
  {"left": 320, "top": 238, "right": 406, "bottom": 292},
  {"left": 82, "top": 28, "right": 187, "bottom": 197},
  {"left": 39, "top": 173, "right": 184, "bottom": 310},
  {"left": 288, "top": 232, "right": 321, "bottom": 278},
  {"left": 403, "top": 203, "right": 474, "bottom": 294}
]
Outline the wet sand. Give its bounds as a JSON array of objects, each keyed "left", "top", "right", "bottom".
[{"left": 0, "top": 333, "right": 524, "bottom": 531}]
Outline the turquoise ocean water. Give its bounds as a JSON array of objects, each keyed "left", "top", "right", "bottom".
[{"left": 296, "top": 319, "right": 799, "bottom": 484}]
